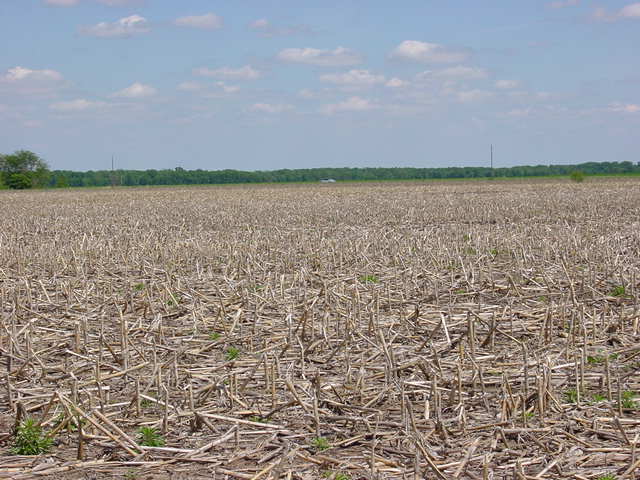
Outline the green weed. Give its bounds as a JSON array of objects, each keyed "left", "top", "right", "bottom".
[
  {"left": 311, "top": 436, "right": 330, "bottom": 451},
  {"left": 611, "top": 285, "right": 626, "bottom": 297},
  {"left": 564, "top": 389, "right": 578, "bottom": 404},
  {"left": 225, "top": 347, "right": 240, "bottom": 361},
  {"left": 11, "top": 418, "right": 53, "bottom": 455},
  {"left": 137, "top": 426, "right": 165, "bottom": 447},
  {"left": 359, "top": 275, "right": 379, "bottom": 284}
]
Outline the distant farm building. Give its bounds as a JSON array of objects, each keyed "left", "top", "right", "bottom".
[{"left": 320, "top": 178, "right": 336, "bottom": 183}]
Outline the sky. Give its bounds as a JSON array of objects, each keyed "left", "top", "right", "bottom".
[{"left": 0, "top": 0, "right": 638, "bottom": 172}]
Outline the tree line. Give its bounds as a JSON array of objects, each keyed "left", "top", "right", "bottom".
[{"left": 1, "top": 150, "right": 639, "bottom": 189}]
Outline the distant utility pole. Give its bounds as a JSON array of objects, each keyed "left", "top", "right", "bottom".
[
  {"left": 110, "top": 155, "right": 117, "bottom": 187},
  {"left": 490, "top": 144, "right": 494, "bottom": 170}
]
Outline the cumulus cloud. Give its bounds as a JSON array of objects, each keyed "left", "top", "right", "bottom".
[
  {"left": 249, "top": 18, "right": 312, "bottom": 37},
  {"left": 433, "top": 66, "right": 488, "bottom": 79},
  {"left": 0, "top": 66, "right": 65, "bottom": 95},
  {"left": 608, "top": 102, "right": 640, "bottom": 113},
  {"left": 593, "top": 3, "right": 640, "bottom": 21},
  {"left": 216, "top": 82, "right": 240, "bottom": 94},
  {"left": 2, "top": 66, "right": 63, "bottom": 83},
  {"left": 44, "top": 0, "right": 80, "bottom": 6},
  {"left": 320, "top": 69, "right": 385, "bottom": 86},
  {"left": 81, "top": 15, "right": 149, "bottom": 37},
  {"left": 390, "top": 40, "right": 470, "bottom": 63},
  {"left": 250, "top": 103, "right": 294, "bottom": 114},
  {"left": 277, "top": 47, "right": 362, "bottom": 67},
  {"left": 456, "top": 89, "right": 494, "bottom": 103},
  {"left": 99, "top": 0, "right": 144, "bottom": 5},
  {"left": 175, "top": 13, "right": 223, "bottom": 30},
  {"left": 49, "top": 99, "right": 107, "bottom": 112},
  {"left": 495, "top": 79, "right": 520, "bottom": 89},
  {"left": 548, "top": 0, "right": 579, "bottom": 8},
  {"left": 321, "top": 96, "right": 376, "bottom": 115},
  {"left": 385, "top": 77, "right": 409, "bottom": 88},
  {"left": 112, "top": 82, "right": 157, "bottom": 98},
  {"left": 177, "top": 81, "right": 204, "bottom": 92},
  {"left": 194, "top": 65, "right": 261, "bottom": 80}
]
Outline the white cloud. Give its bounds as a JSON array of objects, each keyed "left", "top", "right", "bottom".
[
  {"left": 50, "top": 99, "right": 107, "bottom": 111},
  {"left": 194, "top": 65, "right": 261, "bottom": 80},
  {"left": 608, "top": 102, "right": 640, "bottom": 113},
  {"left": 390, "top": 40, "right": 470, "bottom": 63},
  {"left": 0, "top": 66, "right": 65, "bottom": 95},
  {"left": 44, "top": 0, "right": 80, "bottom": 6},
  {"left": 321, "top": 96, "right": 376, "bottom": 115},
  {"left": 99, "top": 0, "right": 144, "bottom": 5},
  {"left": 433, "top": 66, "right": 488, "bottom": 79},
  {"left": 250, "top": 19, "right": 269, "bottom": 29},
  {"left": 593, "top": 3, "right": 640, "bottom": 21},
  {"left": 112, "top": 82, "right": 157, "bottom": 98},
  {"left": 249, "top": 18, "right": 312, "bottom": 37},
  {"left": 250, "top": 103, "right": 294, "bottom": 114},
  {"left": 620, "top": 3, "right": 640, "bottom": 17},
  {"left": 175, "top": 13, "right": 222, "bottom": 30},
  {"left": 385, "top": 77, "right": 409, "bottom": 88},
  {"left": 495, "top": 79, "right": 519, "bottom": 89},
  {"left": 277, "top": 47, "right": 362, "bottom": 67},
  {"left": 320, "top": 69, "right": 385, "bottom": 86},
  {"left": 549, "top": 0, "right": 579, "bottom": 8},
  {"left": 456, "top": 90, "right": 494, "bottom": 103},
  {"left": 216, "top": 82, "right": 240, "bottom": 94},
  {"left": 504, "top": 108, "right": 533, "bottom": 117},
  {"left": 2, "top": 66, "right": 63, "bottom": 83},
  {"left": 177, "top": 81, "right": 204, "bottom": 91},
  {"left": 81, "top": 15, "right": 149, "bottom": 37}
]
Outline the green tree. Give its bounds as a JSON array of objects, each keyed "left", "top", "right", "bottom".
[{"left": 0, "top": 150, "right": 50, "bottom": 189}]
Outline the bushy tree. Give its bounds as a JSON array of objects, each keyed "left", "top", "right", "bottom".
[{"left": 0, "top": 150, "right": 50, "bottom": 189}]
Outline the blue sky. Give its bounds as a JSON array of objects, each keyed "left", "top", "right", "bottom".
[{"left": 0, "top": 0, "right": 638, "bottom": 171}]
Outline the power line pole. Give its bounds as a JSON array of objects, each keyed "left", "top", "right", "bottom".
[{"left": 490, "top": 144, "right": 493, "bottom": 170}]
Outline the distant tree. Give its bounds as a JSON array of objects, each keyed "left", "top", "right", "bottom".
[
  {"left": 569, "top": 170, "right": 586, "bottom": 183},
  {"left": 0, "top": 150, "right": 50, "bottom": 189}
]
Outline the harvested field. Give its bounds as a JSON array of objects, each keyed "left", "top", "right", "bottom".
[{"left": 1, "top": 178, "right": 639, "bottom": 479}]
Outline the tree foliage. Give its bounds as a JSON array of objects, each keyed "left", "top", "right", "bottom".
[
  {"left": 45, "top": 161, "right": 639, "bottom": 188},
  {"left": 0, "top": 150, "right": 50, "bottom": 189}
]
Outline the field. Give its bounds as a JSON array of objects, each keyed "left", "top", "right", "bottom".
[{"left": 0, "top": 178, "right": 639, "bottom": 479}]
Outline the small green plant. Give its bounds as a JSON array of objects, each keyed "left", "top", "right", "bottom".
[
  {"left": 455, "top": 289, "right": 466, "bottom": 294},
  {"left": 564, "top": 388, "right": 578, "bottom": 404},
  {"left": 11, "top": 418, "right": 53, "bottom": 455},
  {"left": 524, "top": 411, "right": 535, "bottom": 419},
  {"left": 359, "top": 275, "right": 379, "bottom": 284},
  {"left": 323, "top": 472, "right": 351, "bottom": 480},
  {"left": 248, "top": 416, "right": 268, "bottom": 423},
  {"left": 462, "top": 234, "right": 471, "bottom": 241},
  {"left": 596, "top": 474, "right": 618, "bottom": 480},
  {"left": 137, "top": 426, "right": 165, "bottom": 447},
  {"left": 611, "top": 285, "right": 626, "bottom": 297},
  {"left": 209, "top": 332, "right": 221, "bottom": 341},
  {"left": 490, "top": 248, "right": 499, "bottom": 256},
  {"left": 225, "top": 347, "right": 240, "bottom": 361},
  {"left": 311, "top": 436, "right": 330, "bottom": 451},
  {"left": 569, "top": 170, "right": 586, "bottom": 183},
  {"left": 587, "top": 355, "right": 605, "bottom": 365},
  {"left": 133, "top": 283, "right": 145, "bottom": 291},
  {"left": 621, "top": 391, "right": 638, "bottom": 409}
]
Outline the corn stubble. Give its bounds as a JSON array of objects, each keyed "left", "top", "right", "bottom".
[{"left": 0, "top": 178, "right": 639, "bottom": 479}]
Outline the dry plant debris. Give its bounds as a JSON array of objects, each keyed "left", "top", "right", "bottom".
[{"left": 0, "top": 178, "right": 639, "bottom": 479}]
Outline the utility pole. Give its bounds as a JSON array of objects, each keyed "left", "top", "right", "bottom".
[
  {"left": 110, "top": 155, "right": 117, "bottom": 187},
  {"left": 490, "top": 144, "right": 494, "bottom": 177}
]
